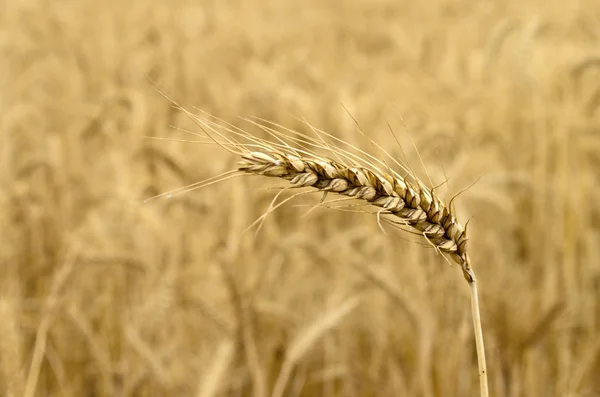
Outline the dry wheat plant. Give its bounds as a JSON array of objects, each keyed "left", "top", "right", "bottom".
[{"left": 149, "top": 102, "right": 491, "bottom": 396}]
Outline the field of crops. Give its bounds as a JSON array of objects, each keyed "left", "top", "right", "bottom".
[{"left": 1, "top": 0, "right": 600, "bottom": 396}]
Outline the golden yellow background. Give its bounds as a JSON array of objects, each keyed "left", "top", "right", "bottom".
[{"left": 1, "top": 0, "right": 599, "bottom": 396}]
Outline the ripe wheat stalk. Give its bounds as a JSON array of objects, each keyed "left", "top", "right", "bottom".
[{"left": 150, "top": 96, "right": 490, "bottom": 397}]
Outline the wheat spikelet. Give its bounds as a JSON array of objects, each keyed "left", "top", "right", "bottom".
[{"left": 237, "top": 150, "right": 474, "bottom": 283}]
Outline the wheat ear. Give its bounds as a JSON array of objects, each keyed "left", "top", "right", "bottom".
[{"left": 150, "top": 94, "right": 489, "bottom": 396}]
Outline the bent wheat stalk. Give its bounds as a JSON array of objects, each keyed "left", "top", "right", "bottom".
[
  {"left": 153, "top": 100, "right": 489, "bottom": 396},
  {"left": 238, "top": 150, "right": 489, "bottom": 397}
]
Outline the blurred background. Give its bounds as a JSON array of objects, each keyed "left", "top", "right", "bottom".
[{"left": 1, "top": 0, "right": 600, "bottom": 396}]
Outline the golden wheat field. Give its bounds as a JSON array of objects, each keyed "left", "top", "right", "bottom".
[{"left": 1, "top": 0, "right": 600, "bottom": 396}]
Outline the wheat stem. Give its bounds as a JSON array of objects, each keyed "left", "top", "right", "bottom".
[{"left": 469, "top": 278, "right": 489, "bottom": 397}]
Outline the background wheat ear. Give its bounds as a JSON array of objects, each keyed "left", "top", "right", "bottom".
[{"left": 175, "top": 108, "right": 490, "bottom": 397}]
